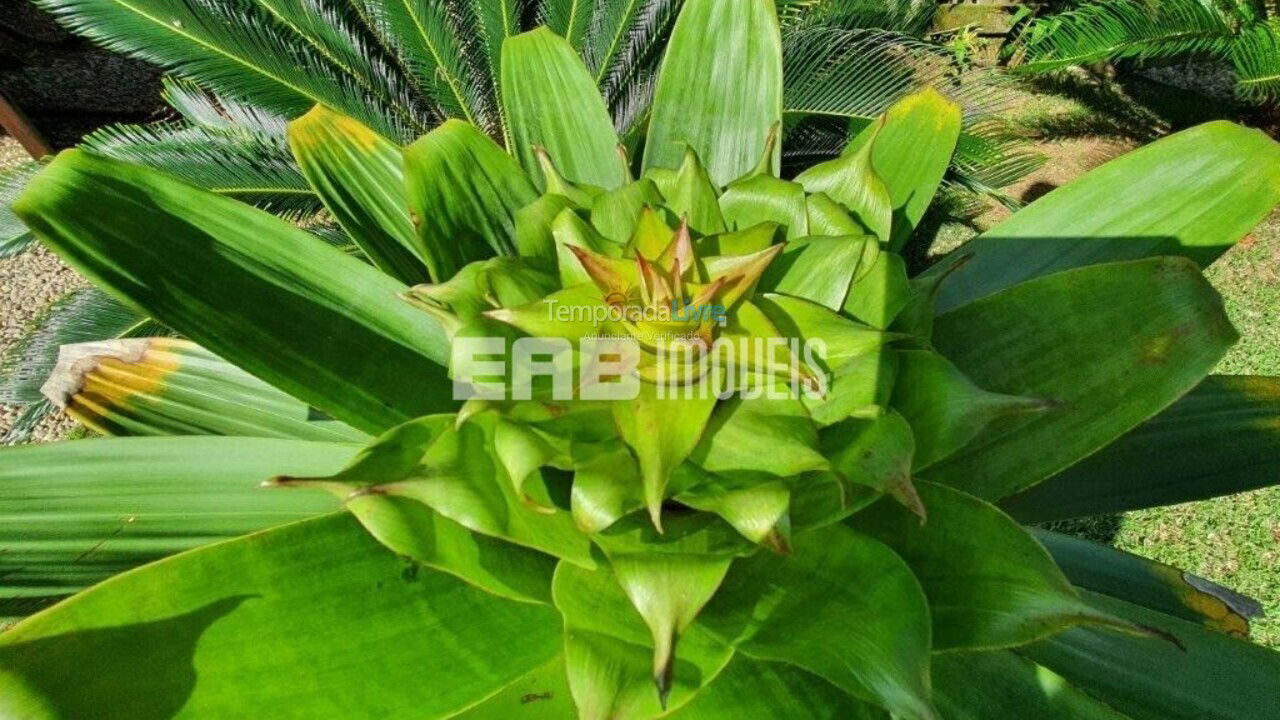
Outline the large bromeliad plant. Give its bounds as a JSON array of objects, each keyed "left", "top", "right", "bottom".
[
  {"left": 4, "top": 0, "right": 1280, "bottom": 718},
  {"left": 0, "top": 0, "right": 1042, "bottom": 441}
]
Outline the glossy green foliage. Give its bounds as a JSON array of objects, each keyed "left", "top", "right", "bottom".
[{"left": 6, "top": 0, "right": 1280, "bottom": 717}]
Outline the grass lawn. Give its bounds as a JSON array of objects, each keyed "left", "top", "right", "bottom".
[{"left": 980, "top": 71, "right": 1280, "bottom": 647}]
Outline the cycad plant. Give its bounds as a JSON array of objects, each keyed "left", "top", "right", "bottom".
[
  {"left": 1011, "top": 0, "right": 1280, "bottom": 101},
  {"left": 5, "top": 0, "right": 1280, "bottom": 718},
  {"left": 0, "top": 0, "right": 1042, "bottom": 442}
]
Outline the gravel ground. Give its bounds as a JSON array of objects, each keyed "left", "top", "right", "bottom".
[{"left": 0, "top": 136, "right": 83, "bottom": 442}]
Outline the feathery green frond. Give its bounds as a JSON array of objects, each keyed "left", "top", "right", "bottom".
[
  {"left": 593, "top": 0, "right": 681, "bottom": 141},
  {"left": 0, "top": 161, "right": 42, "bottom": 259},
  {"left": 947, "top": 121, "right": 1048, "bottom": 211},
  {"left": 34, "top": 0, "right": 410, "bottom": 139},
  {"left": 783, "top": 27, "right": 963, "bottom": 119},
  {"left": 253, "top": 0, "right": 434, "bottom": 133},
  {"left": 161, "top": 75, "right": 290, "bottom": 134},
  {"left": 539, "top": 0, "right": 593, "bottom": 48},
  {"left": 80, "top": 122, "right": 321, "bottom": 219},
  {"left": 450, "top": 0, "right": 520, "bottom": 143},
  {"left": 1014, "top": 0, "right": 1240, "bottom": 72},
  {"left": 353, "top": 0, "right": 494, "bottom": 133},
  {"left": 1233, "top": 19, "right": 1280, "bottom": 98},
  {"left": 779, "top": 0, "right": 937, "bottom": 35}
]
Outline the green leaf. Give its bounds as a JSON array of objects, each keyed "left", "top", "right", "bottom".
[
  {"left": 822, "top": 410, "right": 922, "bottom": 517},
  {"left": 338, "top": 493, "right": 557, "bottom": 604},
  {"left": 80, "top": 120, "right": 322, "bottom": 220},
  {"left": 613, "top": 379, "right": 720, "bottom": 530},
  {"left": 842, "top": 251, "right": 910, "bottom": 329},
  {"left": 807, "top": 351, "right": 898, "bottom": 427},
  {"left": 859, "top": 88, "right": 962, "bottom": 250},
  {"left": 1011, "top": 0, "right": 1238, "bottom": 74},
  {"left": 488, "top": 283, "right": 616, "bottom": 342},
  {"left": 753, "top": 293, "right": 893, "bottom": 370},
  {"left": 0, "top": 436, "right": 352, "bottom": 600},
  {"left": 691, "top": 394, "right": 827, "bottom": 478},
  {"left": 287, "top": 105, "right": 428, "bottom": 284},
  {"left": 590, "top": 178, "right": 665, "bottom": 245},
  {"left": 404, "top": 256, "right": 557, "bottom": 337},
  {"left": 643, "top": 0, "right": 783, "bottom": 186},
  {"left": 699, "top": 524, "right": 937, "bottom": 720},
  {"left": 675, "top": 470, "right": 791, "bottom": 547},
  {"left": 662, "top": 147, "right": 727, "bottom": 235},
  {"left": 669, "top": 656, "right": 884, "bottom": 719},
  {"left": 553, "top": 560, "right": 734, "bottom": 720},
  {"left": 923, "top": 258, "right": 1237, "bottom": 500},
  {"left": 540, "top": 0, "right": 593, "bottom": 48},
  {"left": 41, "top": 338, "right": 366, "bottom": 442},
  {"left": 750, "top": 291, "right": 898, "bottom": 426},
  {"left": 891, "top": 350, "right": 1051, "bottom": 469},
  {"left": 852, "top": 481, "right": 1132, "bottom": 651},
  {"left": 794, "top": 119, "right": 892, "bottom": 243},
  {"left": 0, "top": 514, "right": 562, "bottom": 718},
  {"left": 452, "top": 656, "right": 577, "bottom": 719},
  {"left": 515, "top": 192, "right": 579, "bottom": 265},
  {"left": 1003, "top": 375, "right": 1280, "bottom": 523},
  {"left": 806, "top": 191, "right": 869, "bottom": 237},
  {"left": 695, "top": 222, "right": 780, "bottom": 257},
  {"left": 14, "top": 150, "right": 455, "bottom": 436},
  {"left": 1032, "top": 529, "right": 1260, "bottom": 638},
  {"left": 555, "top": 210, "right": 619, "bottom": 288},
  {"left": 1024, "top": 591, "right": 1280, "bottom": 720},
  {"left": 933, "top": 122, "right": 1280, "bottom": 311},
  {"left": 274, "top": 416, "right": 595, "bottom": 568},
  {"left": 761, "top": 236, "right": 871, "bottom": 311},
  {"left": 719, "top": 174, "right": 809, "bottom": 240},
  {"left": 604, "top": 551, "right": 732, "bottom": 702},
  {"left": 362, "top": 0, "right": 487, "bottom": 129},
  {"left": 571, "top": 442, "right": 645, "bottom": 534},
  {"left": 502, "top": 28, "right": 627, "bottom": 190},
  {"left": 403, "top": 120, "right": 539, "bottom": 280},
  {"left": 932, "top": 651, "right": 1130, "bottom": 720}
]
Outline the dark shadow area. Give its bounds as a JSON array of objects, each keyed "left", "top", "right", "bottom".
[
  {"left": 1017, "top": 69, "right": 1259, "bottom": 144},
  {"left": 1039, "top": 514, "right": 1123, "bottom": 545},
  {"left": 0, "top": 595, "right": 252, "bottom": 719},
  {"left": 1020, "top": 180, "right": 1057, "bottom": 204},
  {"left": 0, "top": 4, "right": 164, "bottom": 148}
]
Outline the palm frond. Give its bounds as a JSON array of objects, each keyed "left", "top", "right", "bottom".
[
  {"left": 779, "top": 0, "right": 937, "bottom": 35},
  {"left": 592, "top": 0, "right": 681, "bottom": 140},
  {"left": 80, "top": 122, "right": 322, "bottom": 219},
  {"left": 353, "top": 0, "right": 495, "bottom": 134},
  {"left": 0, "top": 162, "right": 42, "bottom": 259},
  {"left": 539, "top": 0, "right": 593, "bottom": 48},
  {"left": 783, "top": 27, "right": 959, "bottom": 119},
  {"left": 253, "top": 0, "right": 435, "bottom": 134},
  {"left": 1012, "top": 0, "right": 1240, "bottom": 72},
  {"left": 161, "top": 75, "right": 290, "bottom": 134},
  {"left": 584, "top": 0, "right": 668, "bottom": 82},
  {"left": 1232, "top": 19, "right": 1280, "bottom": 99},
  {"left": 34, "top": 0, "right": 410, "bottom": 139},
  {"left": 947, "top": 121, "right": 1048, "bottom": 211},
  {"left": 1, "top": 401, "right": 56, "bottom": 445},
  {"left": 448, "top": 0, "right": 521, "bottom": 145}
]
